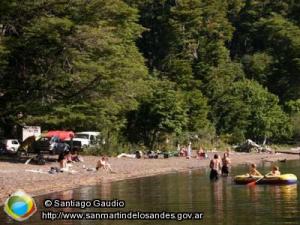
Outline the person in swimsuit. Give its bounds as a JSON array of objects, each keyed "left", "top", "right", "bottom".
[
  {"left": 267, "top": 165, "right": 281, "bottom": 176},
  {"left": 221, "top": 152, "right": 231, "bottom": 176},
  {"left": 248, "top": 163, "right": 262, "bottom": 177},
  {"left": 210, "top": 154, "right": 222, "bottom": 180},
  {"left": 96, "top": 156, "right": 113, "bottom": 172}
]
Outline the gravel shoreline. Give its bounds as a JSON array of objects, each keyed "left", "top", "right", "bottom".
[{"left": 0, "top": 151, "right": 299, "bottom": 204}]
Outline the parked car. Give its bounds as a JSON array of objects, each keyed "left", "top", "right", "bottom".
[
  {"left": 73, "top": 131, "right": 100, "bottom": 148},
  {"left": 29, "top": 137, "right": 81, "bottom": 154},
  {"left": 0, "top": 139, "right": 20, "bottom": 153}
]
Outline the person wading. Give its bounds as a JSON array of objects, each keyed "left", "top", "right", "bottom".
[{"left": 210, "top": 154, "right": 222, "bottom": 180}]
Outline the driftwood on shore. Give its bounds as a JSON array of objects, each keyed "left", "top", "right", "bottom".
[
  {"left": 235, "top": 139, "right": 272, "bottom": 153},
  {"left": 275, "top": 151, "right": 300, "bottom": 155}
]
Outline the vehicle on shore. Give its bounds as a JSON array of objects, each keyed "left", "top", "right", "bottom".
[
  {"left": 73, "top": 131, "right": 101, "bottom": 148},
  {"left": 30, "top": 137, "right": 81, "bottom": 154},
  {"left": 0, "top": 139, "right": 20, "bottom": 154},
  {"left": 17, "top": 131, "right": 82, "bottom": 160}
]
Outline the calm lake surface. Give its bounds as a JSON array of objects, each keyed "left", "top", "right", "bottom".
[{"left": 2, "top": 159, "right": 300, "bottom": 225}]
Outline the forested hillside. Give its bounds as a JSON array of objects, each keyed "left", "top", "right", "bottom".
[{"left": 1, "top": 0, "right": 300, "bottom": 150}]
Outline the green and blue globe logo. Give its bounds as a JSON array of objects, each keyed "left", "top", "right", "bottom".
[{"left": 4, "top": 190, "right": 37, "bottom": 221}]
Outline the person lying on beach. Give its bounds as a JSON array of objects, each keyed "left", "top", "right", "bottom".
[
  {"left": 117, "top": 151, "right": 143, "bottom": 159},
  {"left": 248, "top": 163, "right": 262, "bottom": 177},
  {"left": 96, "top": 156, "right": 114, "bottom": 173}
]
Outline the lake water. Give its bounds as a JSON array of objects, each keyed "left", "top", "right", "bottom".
[{"left": 1, "top": 160, "right": 300, "bottom": 225}]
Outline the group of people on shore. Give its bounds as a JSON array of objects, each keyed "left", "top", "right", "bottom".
[
  {"left": 55, "top": 145, "right": 281, "bottom": 178},
  {"left": 179, "top": 145, "right": 208, "bottom": 159},
  {"left": 58, "top": 150, "right": 82, "bottom": 169},
  {"left": 56, "top": 150, "right": 114, "bottom": 173},
  {"left": 209, "top": 151, "right": 231, "bottom": 180}
]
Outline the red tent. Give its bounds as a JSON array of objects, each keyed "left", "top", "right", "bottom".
[{"left": 44, "top": 130, "right": 75, "bottom": 140}]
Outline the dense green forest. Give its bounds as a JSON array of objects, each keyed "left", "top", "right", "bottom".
[{"left": 1, "top": 0, "right": 300, "bottom": 151}]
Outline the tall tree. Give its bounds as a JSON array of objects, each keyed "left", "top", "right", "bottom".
[
  {"left": 214, "top": 80, "right": 291, "bottom": 143},
  {"left": 0, "top": 0, "right": 148, "bottom": 139}
]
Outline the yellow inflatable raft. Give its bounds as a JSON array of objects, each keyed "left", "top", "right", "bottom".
[{"left": 234, "top": 174, "right": 298, "bottom": 185}]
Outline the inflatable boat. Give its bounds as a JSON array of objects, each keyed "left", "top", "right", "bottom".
[{"left": 234, "top": 174, "right": 298, "bottom": 185}]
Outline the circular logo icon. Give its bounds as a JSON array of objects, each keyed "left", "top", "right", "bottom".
[{"left": 4, "top": 190, "right": 37, "bottom": 221}]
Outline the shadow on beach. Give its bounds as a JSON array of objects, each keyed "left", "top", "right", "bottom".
[{"left": 0, "top": 153, "right": 58, "bottom": 164}]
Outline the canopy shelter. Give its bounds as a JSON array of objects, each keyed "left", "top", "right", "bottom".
[{"left": 44, "top": 130, "right": 74, "bottom": 141}]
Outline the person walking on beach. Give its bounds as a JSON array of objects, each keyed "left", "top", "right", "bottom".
[{"left": 210, "top": 154, "right": 222, "bottom": 180}]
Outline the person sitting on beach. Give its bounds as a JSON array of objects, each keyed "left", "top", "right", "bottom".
[
  {"left": 147, "top": 150, "right": 158, "bottom": 159},
  {"left": 57, "top": 151, "right": 73, "bottom": 171},
  {"left": 209, "top": 154, "right": 222, "bottom": 180},
  {"left": 135, "top": 150, "right": 143, "bottom": 159},
  {"left": 96, "top": 156, "right": 113, "bottom": 172},
  {"left": 248, "top": 163, "right": 262, "bottom": 177},
  {"left": 267, "top": 165, "right": 281, "bottom": 176},
  {"left": 70, "top": 150, "right": 83, "bottom": 162},
  {"left": 221, "top": 152, "right": 231, "bottom": 176},
  {"left": 197, "top": 146, "right": 207, "bottom": 159},
  {"left": 179, "top": 146, "right": 187, "bottom": 157},
  {"left": 65, "top": 151, "right": 73, "bottom": 163}
]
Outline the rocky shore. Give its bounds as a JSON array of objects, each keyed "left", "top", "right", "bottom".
[{"left": 0, "top": 151, "right": 299, "bottom": 204}]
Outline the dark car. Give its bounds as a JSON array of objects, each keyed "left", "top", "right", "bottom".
[{"left": 30, "top": 137, "right": 81, "bottom": 154}]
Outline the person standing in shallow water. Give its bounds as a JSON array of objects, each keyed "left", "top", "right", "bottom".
[
  {"left": 221, "top": 152, "right": 231, "bottom": 176},
  {"left": 210, "top": 154, "right": 222, "bottom": 180}
]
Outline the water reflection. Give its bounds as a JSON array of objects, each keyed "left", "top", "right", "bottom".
[{"left": 210, "top": 180, "right": 223, "bottom": 223}]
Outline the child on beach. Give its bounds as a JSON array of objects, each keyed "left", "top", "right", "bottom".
[
  {"left": 248, "top": 163, "right": 262, "bottom": 177},
  {"left": 96, "top": 156, "right": 113, "bottom": 173}
]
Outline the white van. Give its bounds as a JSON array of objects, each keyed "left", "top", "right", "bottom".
[
  {"left": 0, "top": 139, "right": 20, "bottom": 153},
  {"left": 73, "top": 132, "right": 100, "bottom": 148}
]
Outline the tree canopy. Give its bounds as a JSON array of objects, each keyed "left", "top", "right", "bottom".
[{"left": 1, "top": 0, "right": 299, "bottom": 149}]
